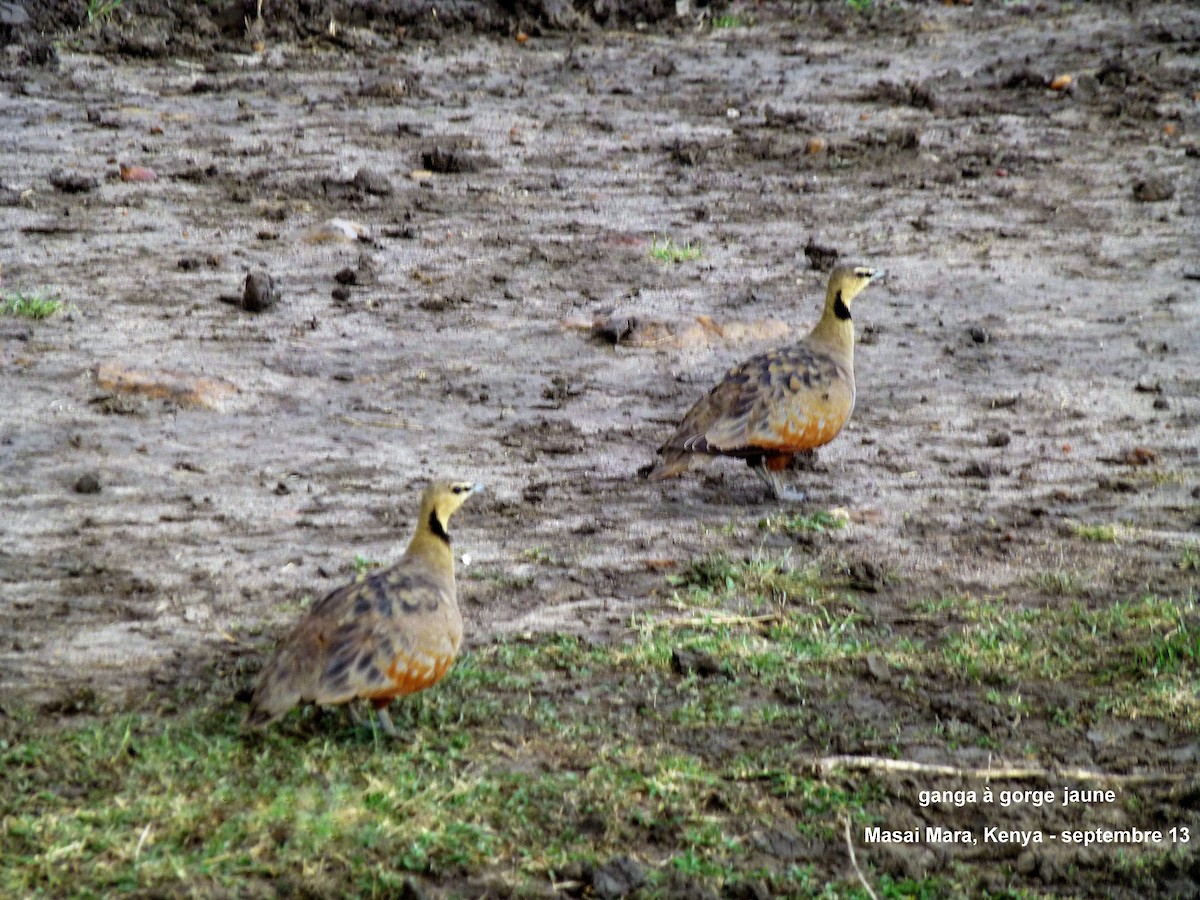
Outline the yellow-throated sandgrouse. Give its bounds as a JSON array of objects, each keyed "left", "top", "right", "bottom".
[
  {"left": 649, "top": 265, "right": 884, "bottom": 500},
  {"left": 246, "top": 480, "right": 482, "bottom": 735}
]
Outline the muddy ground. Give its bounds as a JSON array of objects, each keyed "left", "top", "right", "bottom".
[{"left": 2, "top": 0, "right": 1199, "bottom": 895}]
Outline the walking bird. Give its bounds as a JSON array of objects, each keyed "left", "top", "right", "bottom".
[
  {"left": 649, "top": 265, "right": 884, "bottom": 500},
  {"left": 246, "top": 480, "right": 483, "bottom": 735}
]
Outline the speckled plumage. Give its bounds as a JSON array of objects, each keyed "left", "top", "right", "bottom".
[
  {"left": 245, "top": 480, "right": 482, "bottom": 734},
  {"left": 649, "top": 265, "right": 883, "bottom": 500}
]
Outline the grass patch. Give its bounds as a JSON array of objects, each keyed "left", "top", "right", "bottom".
[
  {"left": 86, "top": 0, "right": 124, "bottom": 23},
  {"left": 711, "top": 13, "right": 745, "bottom": 28},
  {"left": 758, "top": 509, "right": 847, "bottom": 535},
  {"left": 1026, "top": 568, "right": 1087, "bottom": 597},
  {"left": 934, "top": 593, "right": 1199, "bottom": 726},
  {"left": 0, "top": 631, "right": 879, "bottom": 898},
  {"left": 649, "top": 235, "right": 701, "bottom": 264},
  {"left": 1070, "top": 521, "right": 1122, "bottom": 543},
  {"left": 352, "top": 554, "right": 380, "bottom": 575},
  {"left": 5, "top": 551, "right": 1193, "bottom": 896},
  {"left": 1, "top": 291, "right": 61, "bottom": 319}
]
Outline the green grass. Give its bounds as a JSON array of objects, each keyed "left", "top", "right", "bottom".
[
  {"left": 1, "top": 291, "right": 61, "bottom": 319},
  {"left": 711, "top": 13, "right": 745, "bottom": 28},
  {"left": 85, "top": 0, "right": 124, "bottom": 23},
  {"left": 4, "top": 548, "right": 1194, "bottom": 896},
  {"left": 1070, "top": 521, "right": 1122, "bottom": 543},
  {"left": 1026, "top": 568, "right": 1086, "bottom": 597},
  {"left": 846, "top": 0, "right": 873, "bottom": 11},
  {"left": 758, "top": 510, "right": 847, "bottom": 535},
  {"left": 649, "top": 235, "right": 701, "bottom": 264},
  {"left": 352, "top": 554, "right": 380, "bottom": 575},
  {"left": 932, "top": 592, "right": 1199, "bottom": 724},
  {"left": 0, "top": 638, "right": 881, "bottom": 898}
]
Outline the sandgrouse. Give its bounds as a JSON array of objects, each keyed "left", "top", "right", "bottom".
[
  {"left": 246, "top": 480, "right": 482, "bottom": 735},
  {"left": 649, "top": 265, "right": 884, "bottom": 500}
]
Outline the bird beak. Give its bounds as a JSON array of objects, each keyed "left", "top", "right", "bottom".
[{"left": 870, "top": 268, "right": 888, "bottom": 281}]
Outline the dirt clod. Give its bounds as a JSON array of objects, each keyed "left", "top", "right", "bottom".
[
  {"left": 242, "top": 271, "right": 277, "bottom": 312},
  {"left": 803, "top": 238, "right": 839, "bottom": 272},
  {"left": 590, "top": 855, "right": 646, "bottom": 899},
  {"left": 48, "top": 169, "right": 98, "bottom": 193},
  {"left": 670, "top": 647, "right": 725, "bottom": 679},
  {"left": 73, "top": 472, "right": 101, "bottom": 494},
  {"left": 1132, "top": 176, "right": 1175, "bottom": 202}
]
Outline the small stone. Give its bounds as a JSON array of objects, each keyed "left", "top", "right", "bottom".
[
  {"left": 422, "top": 147, "right": 478, "bottom": 174},
  {"left": 651, "top": 56, "right": 676, "bottom": 78},
  {"left": 671, "top": 647, "right": 725, "bottom": 678},
  {"left": 242, "top": 271, "right": 277, "bottom": 312},
  {"left": 49, "top": 169, "right": 98, "bottom": 193},
  {"left": 803, "top": 237, "right": 839, "bottom": 272},
  {"left": 986, "top": 430, "right": 1011, "bottom": 448},
  {"left": 591, "top": 855, "right": 645, "bottom": 900},
  {"left": 74, "top": 473, "right": 101, "bottom": 494},
  {"left": 968, "top": 325, "right": 990, "bottom": 344},
  {"left": 331, "top": 286, "right": 351, "bottom": 303},
  {"left": 866, "top": 653, "right": 890, "bottom": 681},
  {"left": 352, "top": 167, "right": 393, "bottom": 195},
  {"left": 334, "top": 267, "right": 357, "bottom": 285},
  {"left": 1153, "top": 397, "right": 1169, "bottom": 410},
  {"left": 1132, "top": 176, "right": 1174, "bottom": 203},
  {"left": 957, "top": 460, "right": 994, "bottom": 478}
]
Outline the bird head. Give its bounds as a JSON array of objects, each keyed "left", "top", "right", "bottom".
[
  {"left": 827, "top": 265, "right": 886, "bottom": 320},
  {"left": 421, "top": 480, "right": 484, "bottom": 544}
]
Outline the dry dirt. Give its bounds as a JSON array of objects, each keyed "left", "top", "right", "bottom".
[{"left": 2, "top": 0, "right": 1199, "bottom": 894}]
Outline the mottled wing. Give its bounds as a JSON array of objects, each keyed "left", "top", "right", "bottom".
[
  {"left": 312, "top": 567, "right": 461, "bottom": 706},
  {"left": 665, "top": 344, "right": 854, "bottom": 456}
]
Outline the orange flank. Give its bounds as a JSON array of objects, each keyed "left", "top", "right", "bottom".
[
  {"left": 762, "top": 412, "right": 846, "bottom": 453},
  {"left": 371, "top": 653, "right": 455, "bottom": 703}
]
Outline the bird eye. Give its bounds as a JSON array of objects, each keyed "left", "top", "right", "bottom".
[{"left": 452, "top": 484, "right": 465, "bottom": 494}]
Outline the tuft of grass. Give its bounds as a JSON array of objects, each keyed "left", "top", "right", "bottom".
[
  {"left": 85, "top": 0, "right": 124, "bottom": 23},
  {"left": 1027, "top": 568, "right": 1086, "bottom": 597},
  {"left": 352, "top": 554, "right": 380, "bottom": 575},
  {"left": 649, "top": 235, "right": 701, "bottom": 264},
  {"left": 758, "top": 510, "right": 847, "bottom": 535},
  {"left": 2, "top": 291, "right": 61, "bottom": 319},
  {"left": 666, "top": 550, "right": 825, "bottom": 613},
  {"left": 1070, "top": 521, "right": 1122, "bottom": 543},
  {"left": 845, "top": 0, "right": 873, "bottom": 11},
  {"left": 711, "top": 13, "right": 745, "bottom": 28},
  {"left": 935, "top": 593, "right": 1199, "bottom": 724},
  {"left": 1179, "top": 545, "right": 1199, "bottom": 572}
]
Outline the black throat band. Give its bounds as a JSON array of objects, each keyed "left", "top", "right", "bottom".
[
  {"left": 428, "top": 510, "right": 451, "bottom": 545},
  {"left": 833, "top": 291, "right": 852, "bottom": 321}
]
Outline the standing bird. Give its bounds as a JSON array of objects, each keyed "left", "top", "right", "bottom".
[
  {"left": 245, "top": 479, "right": 483, "bottom": 735},
  {"left": 649, "top": 265, "right": 884, "bottom": 501}
]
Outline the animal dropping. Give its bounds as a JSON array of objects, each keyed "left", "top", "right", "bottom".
[
  {"left": 246, "top": 480, "right": 483, "bottom": 736},
  {"left": 649, "top": 265, "right": 884, "bottom": 501}
]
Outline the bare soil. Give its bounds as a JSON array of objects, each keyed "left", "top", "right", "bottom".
[{"left": 2, "top": 0, "right": 1198, "bottom": 895}]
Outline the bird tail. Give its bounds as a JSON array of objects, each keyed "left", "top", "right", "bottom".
[{"left": 647, "top": 450, "right": 695, "bottom": 481}]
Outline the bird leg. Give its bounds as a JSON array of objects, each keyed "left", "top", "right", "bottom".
[
  {"left": 750, "top": 458, "right": 808, "bottom": 502},
  {"left": 375, "top": 706, "right": 398, "bottom": 737}
]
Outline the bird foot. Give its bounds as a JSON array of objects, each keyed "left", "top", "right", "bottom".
[
  {"left": 751, "top": 464, "right": 808, "bottom": 502},
  {"left": 771, "top": 487, "right": 809, "bottom": 503}
]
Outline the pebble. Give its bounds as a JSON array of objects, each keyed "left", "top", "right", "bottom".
[
  {"left": 74, "top": 473, "right": 101, "bottom": 494},
  {"left": 242, "top": 271, "right": 277, "bottom": 312},
  {"left": 1132, "top": 176, "right": 1174, "bottom": 202}
]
